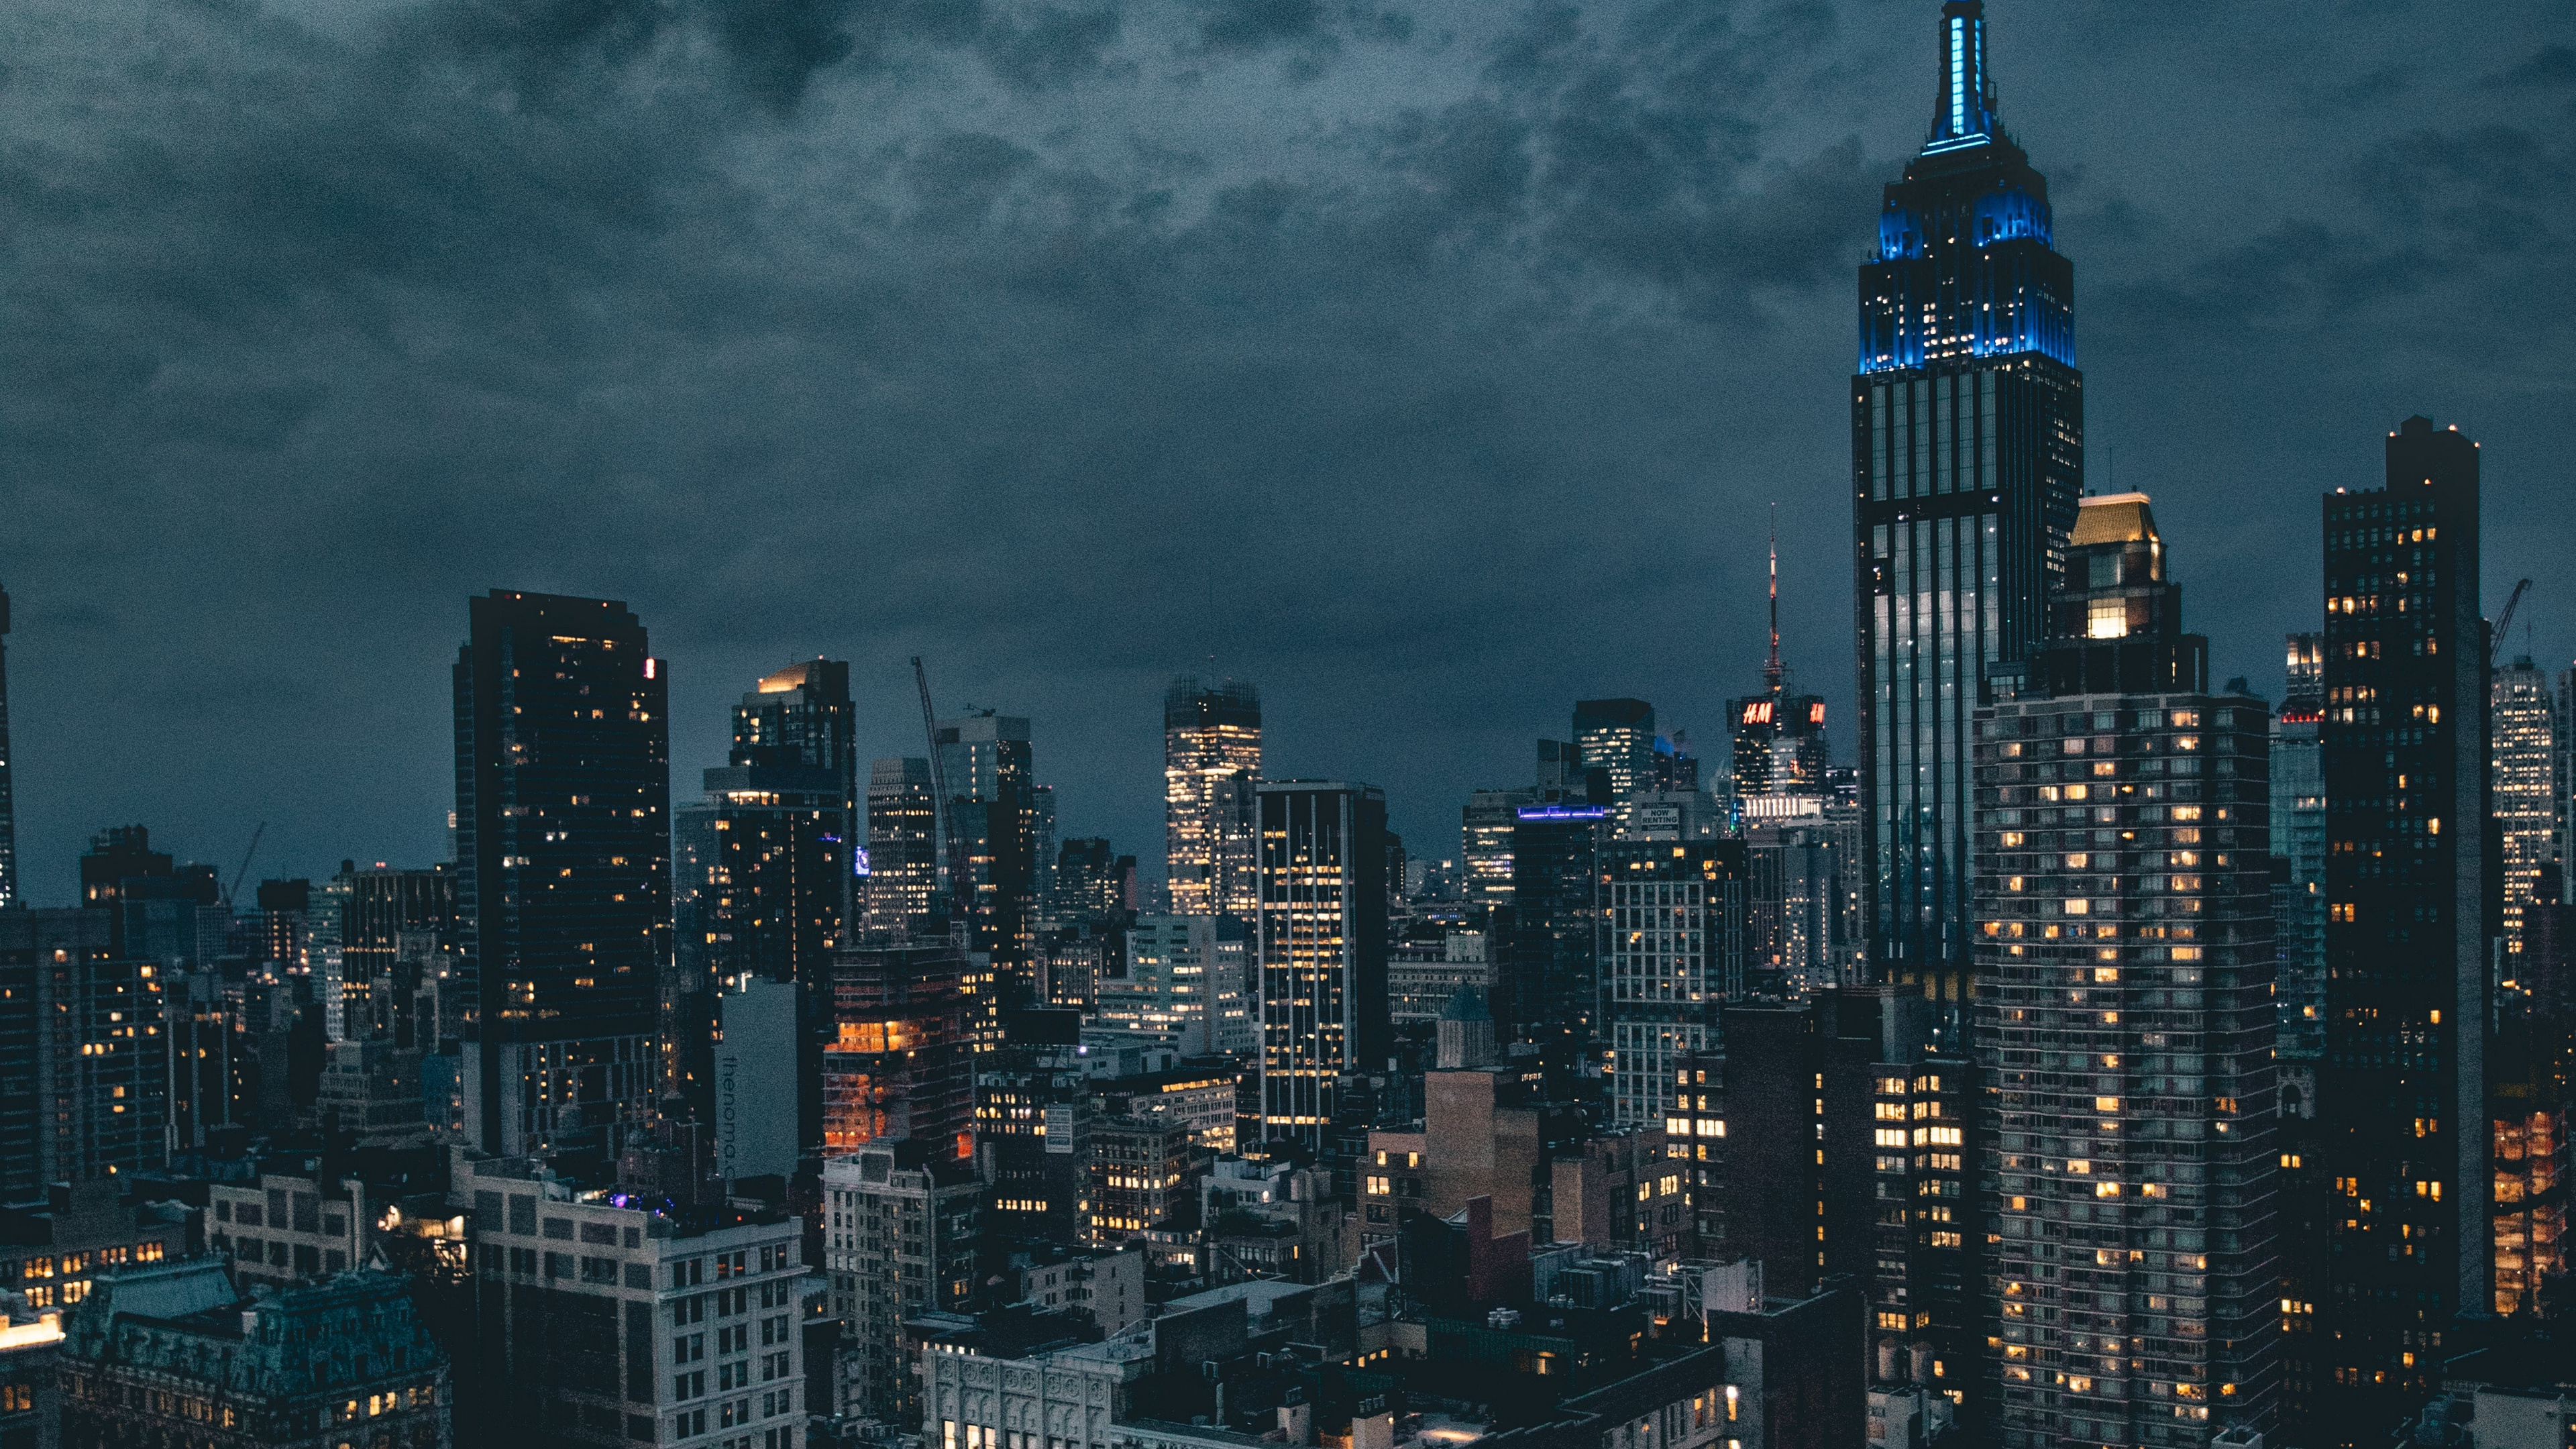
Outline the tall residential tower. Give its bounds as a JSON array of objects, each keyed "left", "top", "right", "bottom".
[{"left": 1856, "top": 0, "right": 2082, "bottom": 1004}]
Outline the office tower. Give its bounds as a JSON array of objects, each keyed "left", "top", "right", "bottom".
[
  {"left": 0, "top": 584, "right": 13, "bottom": 911},
  {"left": 1165, "top": 677, "right": 1262, "bottom": 918},
  {"left": 1857, "top": 0, "right": 2082, "bottom": 995},
  {"left": 64, "top": 1260, "right": 449, "bottom": 1449},
  {"left": 1499, "top": 802, "right": 1607, "bottom": 1051},
  {"left": 1254, "top": 781, "right": 1389, "bottom": 1148},
  {"left": 452, "top": 590, "right": 670, "bottom": 1158},
  {"left": 1461, "top": 789, "right": 1532, "bottom": 912},
  {"left": 2313, "top": 418, "right": 2495, "bottom": 1442},
  {"left": 822, "top": 1141, "right": 980, "bottom": 1428},
  {"left": 341, "top": 864, "right": 457, "bottom": 991},
  {"left": 2274, "top": 636, "right": 2328, "bottom": 1064},
  {"left": 1599, "top": 839, "right": 1749, "bottom": 1128},
  {"left": 863, "top": 757, "right": 940, "bottom": 934},
  {"left": 821, "top": 941, "right": 972, "bottom": 1158},
  {"left": 2493, "top": 657, "right": 2559, "bottom": 964},
  {"left": 1098, "top": 914, "right": 1254, "bottom": 1057},
  {"left": 1975, "top": 492, "right": 2279, "bottom": 1448},
  {"left": 1049, "top": 837, "right": 1135, "bottom": 922},
  {"left": 1575, "top": 699, "right": 1656, "bottom": 820},
  {"left": 938, "top": 710, "right": 1037, "bottom": 991},
  {"left": 0, "top": 910, "right": 168, "bottom": 1203},
  {"left": 1748, "top": 808, "right": 1866, "bottom": 993}
]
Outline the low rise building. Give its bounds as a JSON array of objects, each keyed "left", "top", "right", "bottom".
[
  {"left": 0, "top": 1180, "right": 189, "bottom": 1314},
  {"left": 59, "top": 1256, "right": 449, "bottom": 1449},
  {"left": 466, "top": 1161, "right": 808, "bottom": 1448},
  {"left": 0, "top": 1291, "right": 63, "bottom": 1449}
]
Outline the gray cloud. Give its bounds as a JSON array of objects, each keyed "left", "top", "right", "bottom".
[{"left": 0, "top": 0, "right": 2569, "bottom": 900}]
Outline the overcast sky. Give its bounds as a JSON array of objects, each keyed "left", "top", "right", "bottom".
[{"left": 3, "top": 0, "right": 2569, "bottom": 903}]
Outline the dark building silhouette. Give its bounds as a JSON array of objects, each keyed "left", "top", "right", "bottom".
[
  {"left": 2309, "top": 418, "right": 2496, "bottom": 1447},
  {"left": 672, "top": 659, "right": 857, "bottom": 1154},
  {"left": 452, "top": 590, "right": 670, "bottom": 1159},
  {"left": 1856, "top": 0, "right": 2082, "bottom": 1008},
  {"left": 938, "top": 710, "right": 1037, "bottom": 1005},
  {"left": 0, "top": 584, "right": 15, "bottom": 911},
  {"left": 0, "top": 910, "right": 168, "bottom": 1205},
  {"left": 1498, "top": 804, "right": 1607, "bottom": 1053}
]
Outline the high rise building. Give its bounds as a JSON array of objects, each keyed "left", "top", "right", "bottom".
[
  {"left": 1254, "top": 781, "right": 1389, "bottom": 1148},
  {"left": 452, "top": 590, "right": 670, "bottom": 1158},
  {"left": 672, "top": 660, "right": 858, "bottom": 1148},
  {"left": 1097, "top": 914, "right": 1253, "bottom": 1057},
  {"left": 821, "top": 941, "right": 972, "bottom": 1159},
  {"left": 938, "top": 711, "right": 1037, "bottom": 994},
  {"left": 822, "top": 1140, "right": 981, "bottom": 1429},
  {"left": 1497, "top": 802, "right": 1608, "bottom": 1052},
  {"left": 1598, "top": 839, "right": 1749, "bottom": 1130},
  {"left": 2311, "top": 419, "right": 2497, "bottom": 1444},
  {"left": 1164, "top": 678, "right": 1261, "bottom": 918},
  {"left": 0, "top": 910, "right": 168, "bottom": 1203},
  {"left": 2273, "top": 635, "right": 2328, "bottom": 1064},
  {"left": 2493, "top": 656, "right": 2559, "bottom": 965},
  {"left": 1975, "top": 492, "right": 2280, "bottom": 1448},
  {"left": 1857, "top": 0, "right": 2082, "bottom": 996},
  {"left": 1747, "top": 807, "right": 1866, "bottom": 994},
  {"left": 0, "top": 583, "right": 15, "bottom": 911},
  {"left": 1574, "top": 699, "right": 1656, "bottom": 822},
  {"left": 863, "top": 757, "right": 940, "bottom": 935},
  {"left": 78, "top": 825, "right": 170, "bottom": 912}
]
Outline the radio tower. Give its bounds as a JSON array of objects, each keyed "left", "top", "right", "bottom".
[{"left": 1764, "top": 506, "right": 1787, "bottom": 702}]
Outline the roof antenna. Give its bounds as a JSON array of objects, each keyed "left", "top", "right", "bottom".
[{"left": 1764, "top": 506, "right": 1785, "bottom": 700}]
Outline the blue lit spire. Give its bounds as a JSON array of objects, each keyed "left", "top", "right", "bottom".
[{"left": 1923, "top": 0, "right": 1999, "bottom": 156}]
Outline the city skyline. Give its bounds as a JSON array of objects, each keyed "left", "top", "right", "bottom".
[{"left": 1, "top": 2, "right": 2568, "bottom": 902}]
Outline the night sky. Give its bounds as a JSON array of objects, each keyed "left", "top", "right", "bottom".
[{"left": 3, "top": 0, "right": 2569, "bottom": 904}]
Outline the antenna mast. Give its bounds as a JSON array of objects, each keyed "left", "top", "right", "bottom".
[{"left": 1764, "top": 506, "right": 1786, "bottom": 699}]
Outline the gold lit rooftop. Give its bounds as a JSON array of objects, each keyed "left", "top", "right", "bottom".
[{"left": 2071, "top": 492, "right": 2159, "bottom": 549}]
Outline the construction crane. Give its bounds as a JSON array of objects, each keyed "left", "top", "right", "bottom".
[
  {"left": 221, "top": 822, "right": 267, "bottom": 910},
  {"left": 2492, "top": 578, "right": 2532, "bottom": 667},
  {"left": 910, "top": 656, "right": 967, "bottom": 898}
]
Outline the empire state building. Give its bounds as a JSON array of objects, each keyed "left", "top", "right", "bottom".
[{"left": 1855, "top": 0, "right": 2082, "bottom": 1002}]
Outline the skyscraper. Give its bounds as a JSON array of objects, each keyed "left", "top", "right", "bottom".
[
  {"left": 863, "top": 757, "right": 940, "bottom": 934},
  {"left": 1574, "top": 699, "right": 1656, "bottom": 820},
  {"left": 671, "top": 659, "right": 858, "bottom": 1149},
  {"left": 0, "top": 582, "right": 15, "bottom": 911},
  {"left": 938, "top": 710, "right": 1036, "bottom": 994},
  {"left": 1497, "top": 802, "right": 1607, "bottom": 1052},
  {"left": 1975, "top": 492, "right": 2280, "bottom": 1448},
  {"left": 2314, "top": 417, "right": 2493, "bottom": 1444},
  {"left": 1857, "top": 0, "right": 2082, "bottom": 997},
  {"left": 1165, "top": 677, "right": 1261, "bottom": 918},
  {"left": 452, "top": 590, "right": 670, "bottom": 1157},
  {"left": 2492, "top": 655, "right": 2558, "bottom": 964},
  {"left": 1255, "top": 780, "right": 1389, "bottom": 1148}
]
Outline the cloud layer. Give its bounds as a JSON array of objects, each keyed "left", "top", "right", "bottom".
[{"left": 1, "top": 0, "right": 2569, "bottom": 898}]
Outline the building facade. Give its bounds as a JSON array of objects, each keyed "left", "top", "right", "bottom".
[
  {"left": 2312, "top": 419, "right": 2496, "bottom": 1448},
  {"left": 62, "top": 1257, "right": 449, "bottom": 1449},
  {"left": 2493, "top": 657, "right": 2559, "bottom": 967},
  {"left": 1856, "top": 0, "right": 2082, "bottom": 997},
  {"left": 863, "top": 758, "right": 941, "bottom": 936},
  {"left": 1095, "top": 915, "right": 1252, "bottom": 1058},
  {"left": 822, "top": 1142, "right": 981, "bottom": 1430},
  {"left": 1255, "top": 783, "right": 1390, "bottom": 1148},
  {"left": 467, "top": 1174, "right": 806, "bottom": 1448},
  {"left": 1600, "top": 841, "right": 1750, "bottom": 1130},
  {"left": 1164, "top": 678, "right": 1261, "bottom": 920},
  {"left": 453, "top": 590, "right": 671, "bottom": 1157},
  {"left": 939, "top": 713, "right": 1038, "bottom": 996},
  {"left": 1499, "top": 805, "right": 1607, "bottom": 1052},
  {"left": 1974, "top": 492, "right": 2280, "bottom": 1448},
  {"left": 0, "top": 910, "right": 166, "bottom": 1204}
]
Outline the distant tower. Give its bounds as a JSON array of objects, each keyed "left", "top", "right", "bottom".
[
  {"left": 1856, "top": 0, "right": 2082, "bottom": 996},
  {"left": 0, "top": 582, "right": 15, "bottom": 909},
  {"left": 1164, "top": 678, "right": 1262, "bottom": 917},
  {"left": 1731, "top": 525, "right": 1829, "bottom": 799}
]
